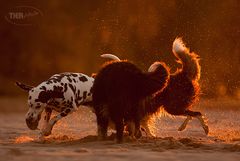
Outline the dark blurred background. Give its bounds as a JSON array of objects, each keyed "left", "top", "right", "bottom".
[{"left": 0, "top": 0, "right": 239, "bottom": 98}]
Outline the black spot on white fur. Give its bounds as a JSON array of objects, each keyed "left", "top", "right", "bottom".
[
  {"left": 22, "top": 72, "right": 94, "bottom": 134},
  {"left": 40, "top": 86, "right": 46, "bottom": 91},
  {"left": 83, "top": 91, "right": 87, "bottom": 100},
  {"left": 79, "top": 76, "right": 88, "bottom": 82}
]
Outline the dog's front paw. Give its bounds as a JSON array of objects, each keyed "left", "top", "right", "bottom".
[
  {"left": 36, "top": 132, "right": 47, "bottom": 143},
  {"left": 41, "top": 125, "right": 53, "bottom": 136}
]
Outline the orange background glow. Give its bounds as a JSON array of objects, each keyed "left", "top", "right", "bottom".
[{"left": 0, "top": 0, "right": 239, "bottom": 98}]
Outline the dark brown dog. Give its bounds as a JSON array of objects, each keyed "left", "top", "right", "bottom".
[
  {"left": 92, "top": 60, "right": 170, "bottom": 143},
  {"left": 140, "top": 38, "right": 209, "bottom": 136}
]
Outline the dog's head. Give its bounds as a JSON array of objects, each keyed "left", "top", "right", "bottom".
[
  {"left": 16, "top": 82, "right": 42, "bottom": 130},
  {"left": 16, "top": 82, "right": 60, "bottom": 130},
  {"left": 25, "top": 88, "right": 46, "bottom": 130},
  {"left": 26, "top": 86, "right": 64, "bottom": 130}
]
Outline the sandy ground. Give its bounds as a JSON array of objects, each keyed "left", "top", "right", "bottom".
[{"left": 0, "top": 97, "right": 240, "bottom": 161}]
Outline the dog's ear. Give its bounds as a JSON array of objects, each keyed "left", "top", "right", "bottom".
[
  {"left": 91, "top": 73, "right": 97, "bottom": 78},
  {"left": 15, "top": 82, "right": 33, "bottom": 92}
]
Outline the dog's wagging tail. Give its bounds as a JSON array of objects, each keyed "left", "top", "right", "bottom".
[
  {"left": 141, "top": 37, "right": 208, "bottom": 136},
  {"left": 15, "top": 82, "right": 33, "bottom": 91},
  {"left": 172, "top": 37, "right": 201, "bottom": 81}
]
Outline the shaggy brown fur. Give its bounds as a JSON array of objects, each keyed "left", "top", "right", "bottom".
[
  {"left": 92, "top": 60, "right": 170, "bottom": 143},
  {"left": 141, "top": 38, "right": 209, "bottom": 136}
]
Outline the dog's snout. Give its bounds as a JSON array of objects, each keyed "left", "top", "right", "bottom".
[
  {"left": 26, "top": 117, "right": 33, "bottom": 123},
  {"left": 25, "top": 116, "right": 39, "bottom": 130}
]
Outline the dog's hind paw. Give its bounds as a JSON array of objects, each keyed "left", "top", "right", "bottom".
[
  {"left": 178, "top": 116, "right": 192, "bottom": 131},
  {"left": 178, "top": 125, "right": 186, "bottom": 131},
  {"left": 196, "top": 115, "right": 209, "bottom": 135}
]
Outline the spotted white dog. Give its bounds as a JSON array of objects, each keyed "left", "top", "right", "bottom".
[
  {"left": 16, "top": 73, "right": 94, "bottom": 138},
  {"left": 16, "top": 54, "right": 120, "bottom": 139}
]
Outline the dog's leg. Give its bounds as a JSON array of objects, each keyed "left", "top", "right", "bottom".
[
  {"left": 196, "top": 115, "right": 209, "bottom": 135},
  {"left": 96, "top": 105, "right": 109, "bottom": 140},
  {"left": 41, "top": 98, "right": 79, "bottom": 136},
  {"left": 134, "top": 119, "right": 142, "bottom": 139},
  {"left": 96, "top": 116, "right": 108, "bottom": 141},
  {"left": 126, "top": 121, "right": 135, "bottom": 138},
  {"left": 179, "top": 110, "right": 209, "bottom": 135},
  {"left": 41, "top": 108, "right": 74, "bottom": 136},
  {"left": 42, "top": 108, "right": 52, "bottom": 129},
  {"left": 178, "top": 115, "right": 192, "bottom": 131},
  {"left": 39, "top": 107, "right": 52, "bottom": 138},
  {"left": 114, "top": 118, "right": 124, "bottom": 143}
]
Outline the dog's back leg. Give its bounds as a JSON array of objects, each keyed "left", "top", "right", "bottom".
[
  {"left": 126, "top": 119, "right": 142, "bottom": 139},
  {"left": 196, "top": 115, "right": 209, "bottom": 135},
  {"left": 41, "top": 107, "right": 75, "bottom": 136},
  {"left": 134, "top": 119, "right": 142, "bottom": 139},
  {"left": 178, "top": 115, "right": 192, "bottom": 132},
  {"left": 178, "top": 110, "right": 209, "bottom": 135},
  {"left": 96, "top": 105, "right": 109, "bottom": 141},
  {"left": 114, "top": 117, "right": 124, "bottom": 143}
]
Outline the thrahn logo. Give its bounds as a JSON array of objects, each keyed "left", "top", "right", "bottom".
[{"left": 5, "top": 6, "right": 43, "bottom": 26}]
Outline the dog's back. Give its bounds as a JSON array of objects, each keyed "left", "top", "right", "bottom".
[
  {"left": 160, "top": 73, "right": 200, "bottom": 115},
  {"left": 93, "top": 60, "right": 170, "bottom": 117},
  {"left": 93, "top": 61, "right": 146, "bottom": 118},
  {"left": 152, "top": 38, "right": 201, "bottom": 115}
]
